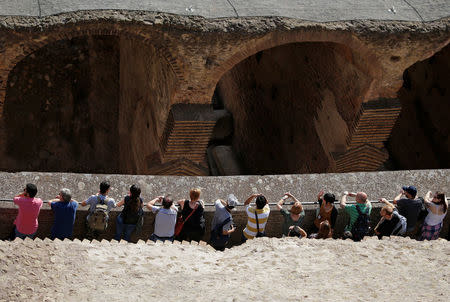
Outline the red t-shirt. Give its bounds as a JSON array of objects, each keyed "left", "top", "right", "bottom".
[{"left": 13, "top": 196, "right": 43, "bottom": 234}]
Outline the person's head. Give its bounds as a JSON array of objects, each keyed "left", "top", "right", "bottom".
[
  {"left": 255, "top": 195, "right": 267, "bottom": 209},
  {"left": 380, "top": 205, "right": 394, "bottom": 221},
  {"left": 290, "top": 201, "right": 303, "bottom": 215},
  {"left": 59, "top": 188, "right": 72, "bottom": 202},
  {"left": 317, "top": 220, "right": 331, "bottom": 239},
  {"left": 323, "top": 193, "right": 335, "bottom": 205},
  {"left": 162, "top": 194, "right": 173, "bottom": 209},
  {"left": 190, "top": 188, "right": 201, "bottom": 201},
  {"left": 402, "top": 186, "right": 417, "bottom": 199},
  {"left": 24, "top": 183, "right": 37, "bottom": 198},
  {"left": 288, "top": 226, "right": 303, "bottom": 238},
  {"left": 432, "top": 192, "right": 447, "bottom": 213},
  {"left": 355, "top": 192, "right": 368, "bottom": 204},
  {"left": 226, "top": 194, "right": 239, "bottom": 211},
  {"left": 99, "top": 181, "right": 110, "bottom": 195},
  {"left": 129, "top": 184, "right": 141, "bottom": 200}
]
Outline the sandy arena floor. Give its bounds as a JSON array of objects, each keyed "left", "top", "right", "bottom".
[{"left": 0, "top": 237, "right": 449, "bottom": 302}]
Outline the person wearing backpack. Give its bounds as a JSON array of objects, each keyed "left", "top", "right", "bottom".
[
  {"left": 80, "top": 181, "right": 116, "bottom": 239},
  {"left": 147, "top": 194, "right": 178, "bottom": 243},
  {"left": 340, "top": 191, "right": 372, "bottom": 241},
  {"left": 374, "top": 198, "right": 407, "bottom": 239},
  {"left": 210, "top": 194, "right": 238, "bottom": 250},
  {"left": 114, "top": 184, "right": 144, "bottom": 242}
]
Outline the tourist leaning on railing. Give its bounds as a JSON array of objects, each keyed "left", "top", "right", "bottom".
[
  {"left": 312, "top": 190, "right": 338, "bottom": 235},
  {"left": 12, "top": 183, "right": 43, "bottom": 240},
  {"left": 340, "top": 191, "right": 372, "bottom": 241},
  {"left": 147, "top": 194, "right": 177, "bottom": 243},
  {"left": 48, "top": 188, "right": 78, "bottom": 240},
  {"left": 276, "top": 192, "right": 305, "bottom": 237},
  {"left": 176, "top": 188, "right": 206, "bottom": 242},
  {"left": 242, "top": 193, "right": 270, "bottom": 242},
  {"left": 114, "top": 184, "right": 144, "bottom": 242},
  {"left": 419, "top": 191, "right": 448, "bottom": 241},
  {"left": 373, "top": 198, "right": 407, "bottom": 239}
]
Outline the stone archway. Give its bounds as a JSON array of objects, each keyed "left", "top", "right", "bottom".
[
  {"left": 388, "top": 43, "right": 450, "bottom": 169},
  {"left": 0, "top": 33, "right": 178, "bottom": 174},
  {"left": 213, "top": 41, "right": 374, "bottom": 174}
]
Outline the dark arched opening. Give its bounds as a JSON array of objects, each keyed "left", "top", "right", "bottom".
[
  {"left": 1, "top": 35, "right": 177, "bottom": 174},
  {"left": 212, "top": 42, "right": 373, "bottom": 174},
  {"left": 387, "top": 43, "right": 450, "bottom": 169}
]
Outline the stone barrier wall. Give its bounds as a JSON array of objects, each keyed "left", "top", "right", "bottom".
[{"left": 0, "top": 170, "right": 449, "bottom": 244}]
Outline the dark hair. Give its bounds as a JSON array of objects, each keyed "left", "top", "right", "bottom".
[
  {"left": 25, "top": 183, "right": 37, "bottom": 198},
  {"left": 323, "top": 193, "right": 335, "bottom": 204},
  {"left": 256, "top": 195, "right": 267, "bottom": 209},
  {"left": 162, "top": 194, "right": 173, "bottom": 209},
  {"left": 129, "top": 184, "right": 141, "bottom": 213},
  {"left": 434, "top": 192, "right": 447, "bottom": 213},
  {"left": 317, "top": 220, "right": 332, "bottom": 239},
  {"left": 100, "top": 181, "right": 110, "bottom": 194}
]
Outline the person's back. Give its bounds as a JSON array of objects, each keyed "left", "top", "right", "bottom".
[
  {"left": 396, "top": 198, "right": 422, "bottom": 232},
  {"left": 49, "top": 188, "right": 78, "bottom": 240},
  {"left": 13, "top": 183, "right": 43, "bottom": 238},
  {"left": 51, "top": 201, "right": 78, "bottom": 239},
  {"left": 243, "top": 194, "right": 270, "bottom": 240},
  {"left": 210, "top": 195, "right": 237, "bottom": 250},
  {"left": 148, "top": 195, "right": 177, "bottom": 242},
  {"left": 340, "top": 191, "right": 371, "bottom": 241}
]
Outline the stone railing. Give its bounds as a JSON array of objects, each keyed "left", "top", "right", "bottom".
[{"left": 0, "top": 170, "right": 449, "bottom": 244}]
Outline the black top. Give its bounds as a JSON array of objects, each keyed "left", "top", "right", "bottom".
[
  {"left": 181, "top": 200, "right": 205, "bottom": 231},
  {"left": 318, "top": 199, "right": 338, "bottom": 228},
  {"left": 376, "top": 213, "right": 401, "bottom": 238},
  {"left": 121, "top": 196, "right": 143, "bottom": 225},
  {"left": 396, "top": 198, "right": 422, "bottom": 231}
]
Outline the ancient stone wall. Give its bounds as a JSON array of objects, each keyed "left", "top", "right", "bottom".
[{"left": 0, "top": 9, "right": 448, "bottom": 175}]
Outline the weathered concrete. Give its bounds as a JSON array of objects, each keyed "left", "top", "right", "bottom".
[
  {"left": 0, "top": 170, "right": 448, "bottom": 205},
  {"left": 1, "top": 0, "right": 449, "bottom": 22}
]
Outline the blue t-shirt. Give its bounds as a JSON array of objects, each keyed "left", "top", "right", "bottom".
[{"left": 51, "top": 201, "right": 78, "bottom": 240}]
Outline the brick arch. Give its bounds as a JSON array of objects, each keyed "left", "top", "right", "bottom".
[
  {"left": 206, "top": 29, "right": 381, "bottom": 103},
  {"left": 0, "top": 23, "right": 185, "bottom": 118}
]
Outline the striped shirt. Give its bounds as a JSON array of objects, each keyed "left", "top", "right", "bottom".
[{"left": 243, "top": 205, "right": 270, "bottom": 239}]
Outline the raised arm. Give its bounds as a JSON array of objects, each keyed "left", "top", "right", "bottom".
[
  {"left": 177, "top": 199, "right": 185, "bottom": 210},
  {"left": 423, "top": 191, "right": 433, "bottom": 204},
  {"left": 379, "top": 198, "right": 394, "bottom": 208},
  {"left": 277, "top": 195, "right": 286, "bottom": 210},
  {"left": 146, "top": 196, "right": 162, "bottom": 210},
  {"left": 285, "top": 192, "right": 300, "bottom": 204},
  {"left": 116, "top": 199, "right": 125, "bottom": 208},
  {"left": 244, "top": 194, "right": 259, "bottom": 206},
  {"left": 393, "top": 190, "right": 404, "bottom": 204},
  {"left": 340, "top": 191, "right": 348, "bottom": 209}
]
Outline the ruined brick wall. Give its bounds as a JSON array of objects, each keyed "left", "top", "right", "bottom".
[{"left": 0, "top": 13, "right": 448, "bottom": 174}]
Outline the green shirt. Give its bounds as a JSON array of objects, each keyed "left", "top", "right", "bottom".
[
  {"left": 280, "top": 209, "right": 305, "bottom": 236},
  {"left": 344, "top": 203, "right": 372, "bottom": 231}
]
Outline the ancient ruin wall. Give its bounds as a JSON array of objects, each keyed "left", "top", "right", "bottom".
[
  {"left": 389, "top": 43, "right": 450, "bottom": 169},
  {"left": 217, "top": 42, "right": 372, "bottom": 174}
]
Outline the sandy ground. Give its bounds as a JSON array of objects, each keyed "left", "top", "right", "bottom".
[{"left": 0, "top": 237, "right": 449, "bottom": 302}]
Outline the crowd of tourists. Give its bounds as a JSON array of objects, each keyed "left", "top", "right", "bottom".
[{"left": 7, "top": 181, "right": 448, "bottom": 250}]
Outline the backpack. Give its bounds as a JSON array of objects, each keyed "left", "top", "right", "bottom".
[
  {"left": 87, "top": 196, "right": 110, "bottom": 231},
  {"left": 351, "top": 205, "right": 370, "bottom": 241},
  {"left": 210, "top": 217, "right": 232, "bottom": 248},
  {"left": 392, "top": 212, "right": 407, "bottom": 236},
  {"left": 134, "top": 208, "right": 145, "bottom": 234}
]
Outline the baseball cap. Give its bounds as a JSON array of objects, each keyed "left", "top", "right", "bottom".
[
  {"left": 402, "top": 185, "right": 417, "bottom": 197},
  {"left": 227, "top": 194, "right": 239, "bottom": 209}
]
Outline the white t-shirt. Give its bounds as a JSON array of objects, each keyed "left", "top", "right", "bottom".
[{"left": 151, "top": 206, "right": 178, "bottom": 237}]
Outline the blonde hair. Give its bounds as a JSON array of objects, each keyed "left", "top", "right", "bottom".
[
  {"left": 189, "top": 188, "right": 201, "bottom": 201},
  {"left": 381, "top": 205, "right": 394, "bottom": 216},
  {"left": 290, "top": 201, "right": 303, "bottom": 215}
]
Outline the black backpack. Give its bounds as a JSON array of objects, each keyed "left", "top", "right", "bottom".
[
  {"left": 210, "top": 217, "right": 231, "bottom": 247},
  {"left": 351, "top": 205, "right": 370, "bottom": 241}
]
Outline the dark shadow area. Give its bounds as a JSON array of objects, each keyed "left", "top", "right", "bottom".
[
  {"left": 388, "top": 43, "right": 450, "bottom": 169},
  {"left": 2, "top": 35, "right": 177, "bottom": 174},
  {"left": 216, "top": 42, "right": 372, "bottom": 174}
]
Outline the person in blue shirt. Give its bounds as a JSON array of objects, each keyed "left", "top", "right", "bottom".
[{"left": 48, "top": 188, "right": 78, "bottom": 240}]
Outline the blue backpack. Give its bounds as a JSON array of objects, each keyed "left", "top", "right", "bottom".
[{"left": 210, "top": 217, "right": 231, "bottom": 247}]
